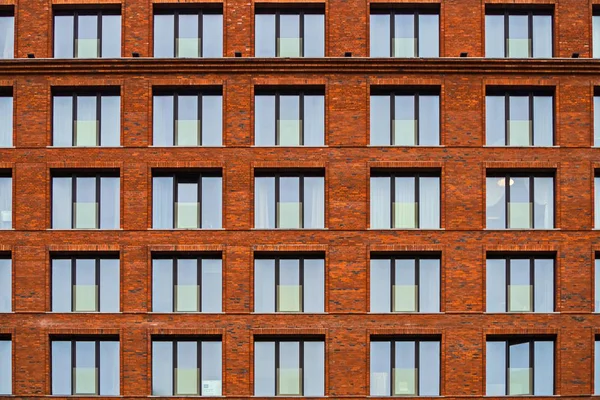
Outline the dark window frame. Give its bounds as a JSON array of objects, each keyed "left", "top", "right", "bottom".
[
  {"left": 370, "top": 336, "right": 441, "bottom": 396},
  {"left": 255, "top": 170, "right": 325, "bottom": 229},
  {"left": 51, "top": 171, "right": 120, "bottom": 229},
  {"left": 152, "top": 170, "right": 222, "bottom": 229},
  {"left": 370, "top": 253, "right": 441, "bottom": 312},
  {"left": 53, "top": 9, "right": 121, "bottom": 58},
  {"left": 486, "top": 171, "right": 555, "bottom": 229},
  {"left": 486, "top": 253, "right": 555, "bottom": 312}
]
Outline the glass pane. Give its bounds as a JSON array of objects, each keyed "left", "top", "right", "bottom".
[
  {"left": 304, "top": 95, "right": 324, "bottom": 146},
  {"left": 255, "top": 177, "right": 275, "bottom": 228},
  {"left": 278, "top": 15, "right": 301, "bottom": 57},
  {"left": 152, "top": 341, "right": 173, "bottom": 395},
  {"left": 278, "top": 95, "right": 300, "bottom": 145},
  {"left": 201, "top": 341, "right": 222, "bottom": 395},
  {"left": 100, "top": 177, "right": 120, "bottom": 229},
  {"left": 534, "top": 259, "right": 554, "bottom": 312},
  {"left": 420, "top": 259, "right": 440, "bottom": 312},
  {"left": 153, "top": 95, "right": 174, "bottom": 146},
  {"left": 394, "top": 341, "right": 416, "bottom": 395},
  {"left": 304, "top": 177, "right": 324, "bottom": 229},
  {"left": 100, "top": 259, "right": 119, "bottom": 312},
  {"left": 255, "top": 259, "right": 275, "bottom": 312},
  {"left": 371, "top": 177, "right": 391, "bottom": 228},
  {"left": 153, "top": 177, "right": 174, "bottom": 228},
  {"left": 304, "top": 341, "right": 324, "bottom": 395},
  {"left": 154, "top": 14, "right": 174, "bottom": 57},
  {"left": 101, "top": 15, "right": 121, "bottom": 58},
  {"left": 100, "top": 96, "right": 120, "bottom": 146},
  {"left": 75, "top": 341, "right": 97, "bottom": 394},
  {"left": 99, "top": 341, "right": 119, "bottom": 395},
  {"left": 595, "top": 97, "right": 600, "bottom": 147},
  {"left": 278, "top": 177, "right": 300, "bottom": 228},
  {"left": 77, "top": 16, "right": 99, "bottom": 58},
  {"left": 509, "top": 177, "right": 531, "bottom": 228},
  {"left": 486, "top": 259, "right": 506, "bottom": 312},
  {"left": 597, "top": 177, "right": 600, "bottom": 229},
  {"left": 371, "top": 259, "right": 390, "bottom": 312},
  {"left": 595, "top": 16, "right": 600, "bottom": 58},
  {"left": 370, "top": 96, "right": 391, "bottom": 145},
  {"left": 202, "top": 177, "right": 222, "bottom": 229},
  {"left": 75, "top": 177, "right": 98, "bottom": 229},
  {"left": 419, "top": 95, "right": 439, "bottom": 145},
  {"left": 53, "top": 96, "right": 73, "bottom": 146},
  {"left": 532, "top": 15, "right": 552, "bottom": 58},
  {"left": 596, "top": 259, "right": 600, "bottom": 312},
  {"left": 370, "top": 341, "right": 391, "bottom": 395},
  {"left": 370, "top": 14, "right": 390, "bottom": 57},
  {"left": 509, "top": 259, "right": 531, "bottom": 311},
  {"left": 176, "top": 259, "right": 198, "bottom": 312},
  {"left": 534, "top": 341, "right": 553, "bottom": 395},
  {"left": 394, "top": 14, "right": 415, "bottom": 57},
  {"left": 418, "top": 14, "right": 439, "bottom": 57},
  {"left": 420, "top": 177, "right": 440, "bottom": 228},
  {"left": 255, "top": 95, "right": 276, "bottom": 146},
  {"left": 509, "top": 341, "right": 531, "bottom": 395},
  {"left": 152, "top": 258, "right": 173, "bottom": 312},
  {"left": 255, "top": 341, "right": 275, "bottom": 396},
  {"left": 0, "top": 259, "right": 11, "bottom": 312},
  {"left": 178, "top": 14, "right": 199, "bottom": 58},
  {"left": 487, "top": 177, "right": 506, "bottom": 229},
  {"left": 202, "top": 95, "right": 223, "bottom": 146},
  {"left": 533, "top": 96, "right": 553, "bottom": 146},
  {"left": 303, "top": 259, "right": 325, "bottom": 312},
  {"left": 534, "top": 177, "right": 554, "bottom": 229},
  {"left": 202, "top": 14, "right": 223, "bottom": 57},
  {"left": 508, "top": 15, "right": 530, "bottom": 57},
  {"left": 394, "top": 177, "right": 416, "bottom": 228},
  {"left": 596, "top": 341, "right": 600, "bottom": 394},
  {"left": 0, "top": 340, "right": 10, "bottom": 394},
  {"left": 486, "top": 15, "right": 505, "bottom": 57},
  {"left": 177, "top": 95, "right": 199, "bottom": 146},
  {"left": 509, "top": 96, "right": 531, "bottom": 146},
  {"left": 176, "top": 182, "right": 199, "bottom": 229},
  {"left": 486, "top": 341, "right": 506, "bottom": 395},
  {"left": 394, "top": 96, "right": 416, "bottom": 145},
  {"left": 54, "top": 16, "right": 74, "bottom": 58},
  {"left": 176, "top": 341, "right": 198, "bottom": 395},
  {"left": 52, "top": 341, "right": 72, "bottom": 395},
  {"left": 304, "top": 14, "right": 325, "bottom": 57},
  {"left": 278, "top": 342, "right": 300, "bottom": 395},
  {"left": 395, "top": 259, "right": 416, "bottom": 312},
  {"left": 76, "top": 96, "right": 98, "bottom": 140},
  {"left": 419, "top": 341, "right": 440, "bottom": 395},
  {"left": 486, "top": 96, "right": 505, "bottom": 146},
  {"left": 255, "top": 14, "right": 276, "bottom": 57},
  {"left": 52, "top": 259, "right": 72, "bottom": 312},
  {"left": 278, "top": 259, "right": 300, "bottom": 312},
  {"left": 201, "top": 259, "right": 222, "bottom": 312},
  {"left": 52, "top": 177, "right": 72, "bottom": 229},
  {"left": 0, "top": 96, "right": 11, "bottom": 147},
  {"left": 0, "top": 16, "right": 14, "bottom": 59},
  {"left": 75, "top": 259, "right": 96, "bottom": 312}
]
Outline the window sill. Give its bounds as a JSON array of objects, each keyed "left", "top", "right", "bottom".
[
  {"left": 368, "top": 312, "right": 444, "bottom": 315},
  {"left": 484, "top": 228, "right": 559, "bottom": 231},
  {"left": 483, "top": 145, "right": 559, "bottom": 148},
  {"left": 367, "top": 145, "right": 444, "bottom": 148},
  {"left": 149, "top": 312, "right": 225, "bottom": 314},
  {"left": 251, "top": 228, "right": 328, "bottom": 230},
  {"left": 251, "top": 312, "right": 328, "bottom": 314},
  {"left": 150, "top": 145, "right": 225, "bottom": 148},
  {"left": 368, "top": 228, "right": 444, "bottom": 231},
  {"left": 47, "top": 228, "right": 123, "bottom": 231},
  {"left": 47, "top": 311, "right": 123, "bottom": 314},
  {"left": 484, "top": 312, "right": 560, "bottom": 314},
  {"left": 251, "top": 145, "right": 328, "bottom": 148},
  {"left": 47, "top": 146, "right": 123, "bottom": 148},
  {"left": 148, "top": 228, "right": 225, "bottom": 231},
  {"left": 0, "top": 146, "right": 15, "bottom": 149}
]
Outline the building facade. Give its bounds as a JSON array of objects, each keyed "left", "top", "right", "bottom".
[{"left": 1, "top": 0, "right": 600, "bottom": 398}]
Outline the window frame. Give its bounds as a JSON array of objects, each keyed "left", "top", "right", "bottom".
[
  {"left": 53, "top": 9, "right": 121, "bottom": 58},
  {"left": 0, "top": 172, "right": 12, "bottom": 230},
  {"left": 152, "top": 88, "right": 222, "bottom": 146},
  {"left": 51, "top": 171, "right": 120, "bottom": 229},
  {"left": 254, "top": 170, "right": 325, "bottom": 229},
  {"left": 370, "top": 170, "right": 441, "bottom": 229},
  {"left": 369, "top": 336, "right": 441, "bottom": 396},
  {"left": 151, "top": 336, "right": 222, "bottom": 396},
  {"left": 486, "top": 172, "right": 555, "bottom": 229},
  {"left": 151, "top": 253, "right": 222, "bottom": 312},
  {"left": 52, "top": 89, "right": 121, "bottom": 147},
  {"left": 0, "top": 337, "right": 11, "bottom": 395},
  {"left": 0, "top": 89, "right": 13, "bottom": 147},
  {"left": 152, "top": 170, "right": 222, "bottom": 229},
  {"left": 485, "top": 8, "right": 554, "bottom": 58},
  {"left": 0, "top": 255, "right": 10, "bottom": 313},
  {"left": 0, "top": 12, "right": 14, "bottom": 59},
  {"left": 486, "top": 253, "right": 555, "bottom": 313}
]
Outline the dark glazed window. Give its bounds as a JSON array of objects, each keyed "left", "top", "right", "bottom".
[
  {"left": 486, "top": 338, "right": 554, "bottom": 395},
  {"left": 255, "top": 9, "right": 324, "bottom": 57},
  {"left": 153, "top": 89, "right": 222, "bottom": 146},
  {"left": 254, "top": 339, "right": 324, "bottom": 396},
  {"left": 52, "top": 255, "right": 120, "bottom": 312},
  {"left": 152, "top": 338, "right": 222, "bottom": 396},
  {"left": 54, "top": 11, "right": 121, "bottom": 58},
  {"left": 53, "top": 91, "right": 120, "bottom": 147},
  {"left": 485, "top": 9, "right": 552, "bottom": 58},
  {"left": 254, "top": 254, "right": 325, "bottom": 312},
  {"left": 152, "top": 254, "right": 222, "bottom": 312},
  {"left": 370, "top": 8, "right": 439, "bottom": 57},
  {"left": 370, "top": 338, "right": 440, "bottom": 396},
  {"left": 154, "top": 9, "right": 222, "bottom": 57}
]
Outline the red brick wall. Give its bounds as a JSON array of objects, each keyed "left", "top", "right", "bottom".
[{"left": 1, "top": 0, "right": 600, "bottom": 398}]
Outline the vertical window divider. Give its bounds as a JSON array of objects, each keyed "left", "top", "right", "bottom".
[
  {"left": 414, "top": 11, "right": 419, "bottom": 57},
  {"left": 97, "top": 12, "right": 103, "bottom": 58},
  {"left": 529, "top": 340, "right": 535, "bottom": 394},
  {"left": 172, "top": 258, "right": 178, "bottom": 312},
  {"left": 415, "top": 175, "right": 420, "bottom": 228},
  {"left": 504, "top": 94, "right": 509, "bottom": 145},
  {"left": 505, "top": 174, "right": 510, "bottom": 229},
  {"left": 300, "top": 12, "right": 305, "bottom": 57},
  {"left": 96, "top": 257, "right": 101, "bottom": 312},
  {"left": 275, "top": 12, "right": 280, "bottom": 56},
  {"left": 174, "top": 12, "right": 179, "bottom": 58},
  {"left": 198, "top": 93, "right": 203, "bottom": 146},
  {"left": 390, "top": 258, "right": 395, "bottom": 312},
  {"left": 299, "top": 258, "right": 305, "bottom": 312},
  {"left": 505, "top": 258, "right": 510, "bottom": 312},
  {"left": 415, "top": 258, "right": 420, "bottom": 312},
  {"left": 198, "top": 257, "right": 203, "bottom": 312},
  {"left": 71, "top": 176, "right": 77, "bottom": 229},
  {"left": 96, "top": 174, "right": 101, "bottom": 229},
  {"left": 299, "top": 341, "right": 305, "bottom": 395},
  {"left": 389, "top": 11, "right": 395, "bottom": 57},
  {"left": 274, "top": 258, "right": 279, "bottom": 311},
  {"left": 274, "top": 174, "right": 280, "bottom": 227},
  {"left": 197, "top": 338, "right": 203, "bottom": 395},
  {"left": 71, "top": 340, "right": 76, "bottom": 395},
  {"left": 300, "top": 93, "right": 304, "bottom": 145},
  {"left": 415, "top": 93, "right": 420, "bottom": 145},
  {"left": 198, "top": 174, "right": 203, "bottom": 228},
  {"left": 529, "top": 94, "right": 534, "bottom": 145},
  {"left": 530, "top": 257, "right": 535, "bottom": 312},
  {"left": 528, "top": 12, "right": 533, "bottom": 57},
  {"left": 390, "top": 94, "right": 395, "bottom": 145},
  {"left": 390, "top": 340, "right": 396, "bottom": 395},
  {"left": 95, "top": 340, "right": 100, "bottom": 394},
  {"left": 530, "top": 176, "right": 535, "bottom": 228},
  {"left": 198, "top": 11, "right": 204, "bottom": 58},
  {"left": 173, "top": 94, "right": 178, "bottom": 145},
  {"left": 390, "top": 176, "right": 395, "bottom": 228},
  {"left": 73, "top": 94, "right": 78, "bottom": 146},
  {"left": 73, "top": 13, "right": 79, "bottom": 58},
  {"left": 505, "top": 340, "right": 510, "bottom": 394},
  {"left": 504, "top": 13, "right": 509, "bottom": 57},
  {"left": 415, "top": 340, "right": 420, "bottom": 395},
  {"left": 275, "top": 93, "right": 280, "bottom": 145},
  {"left": 172, "top": 341, "right": 177, "bottom": 394},
  {"left": 71, "top": 258, "right": 76, "bottom": 311},
  {"left": 172, "top": 175, "right": 178, "bottom": 229},
  {"left": 299, "top": 176, "right": 304, "bottom": 228},
  {"left": 274, "top": 341, "right": 280, "bottom": 395},
  {"left": 96, "top": 93, "right": 102, "bottom": 146}
]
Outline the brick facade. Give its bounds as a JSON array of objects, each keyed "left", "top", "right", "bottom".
[{"left": 1, "top": 0, "right": 600, "bottom": 398}]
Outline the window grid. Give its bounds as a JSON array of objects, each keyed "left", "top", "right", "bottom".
[
  {"left": 54, "top": 11, "right": 120, "bottom": 58},
  {"left": 370, "top": 9, "right": 439, "bottom": 57},
  {"left": 487, "top": 10, "right": 553, "bottom": 57},
  {"left": 154, "top": 10, "right": 221, "bottom": 57}
]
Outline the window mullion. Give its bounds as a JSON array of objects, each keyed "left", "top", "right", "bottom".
[
  {"left": 275, "top": 175, "right": 280, "bottom": 227},
  {"left": 390, "top": 340, "right": 395, "bottom": 396},
  {"left": 390, "top": 176, "right": 395, "bottom": 228},
  {"left": 275, "top": 258, "right": 280, "bottom": 312},
  {"left": 390, "top": 94, "right": 395, "bottom": 145},
  {"left": 173, "top": 95, "right": 178, "bottom": 146},
  {"left": 173, "top": 258, "right": 178, "bottom": 312},
  {"left": 300, "top": 258, "right": 304, "bottom": 312},
  {"left": 414, "top": 12, "right": 419, "bottom": 57},
  {"left": 415, "top": 175, "right": 420, "bottom": 228},
  {"left": 300, "top": 94, "right": 304, "bottom": 146},
  {"left": 197, "top": 339, "right": 202, "bottom": 395},
  {"left": 415, "top": 258, "right": 420, "bottom": 312},
  {"left": 530, "top": 257, "right": 535, "bottom": 312},
  {"left": 390, "top": 12, "right": 395, "bottom": 57},
  {"left": 415, "top": 340, "right": 420, "bottom": 395},
  {"left": 96, "top": 257, "right": 101, "bottom": 312},
  {"left": 71, "top": 258, "right": 76, "bottom": 312},
  {"left": 274, "top": 341, "right": 280, "bottom": 395},
  {"left": 299, "top": 176, "right": 304, "bottom": 228},
  {"left": 300, "top": 12, "right": 305, "bottom": 57},
  {"left": 96, "top": 175, "right": 101, "bottom": 228},
  {"left": 275, "top": 13, "right": 280, "bottom": 56},
  {"left": 198, "top": 93, "right": 203, "bottom": 146},
  {"left": 529, "top": 94, "right": 534, "bottom": 146},
  {"left": 72, "top": 175, "right": 77, "bottom": 228},
  {"left": 300, "top": 340, "right": 305, "bottom": 395},
  {"left": 505, "top": 174, "right": 510, "bottom": 228},
  {"left": 174, "top": 12, "right": 179, "bottom": 57},
  {"left": 198, "top": 257, "right": 203, "bottom": 312},
  {"left": 198, "top": 174, "right": 203, "bottom": 228},
  {"left": 97, "top": 12, "right": 103, "bottom": 58},
  {"left": 71, "top": 340, "right": 76, "bottom": 395},
  {"left": 506, "top": 258, "right": 511, "bottom": 312},
  {"left": 173, "top": 341, "right": 177, "bottom": 395},
  {"left": 198, "top": 12, "right": 203, "bottom": 58},
  {"left": 96, "top": 94, "right": 102, "bottom": 146},
  {"left": 505, "top": 94, "right": 509, "bottom": 146},
  {"left": 173, "top": 175, "right": 178, "bottom": 229},
  {"left": 95, "top": 340, "right": 100, "bottom": 395},
  {"left": 504, "top": 13, "right": 509, "bottom": 57},
  {"left": 275, "top": 93, "right": 280, "bottom": 145},
  {"left": 530, "top": 176, "right": 535, "bottom": 228},
  {"left": 390, "top": 258, "right": 395, "bottom": 312},
  {"left": 73, "top": 94, "right": 78, "bottom": 146},
  {"left": 415, "top": 94, "right": 420, "bottom": 145},
  {"left": 73, "top": 13, "right": 78, "bottom": 58}
]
